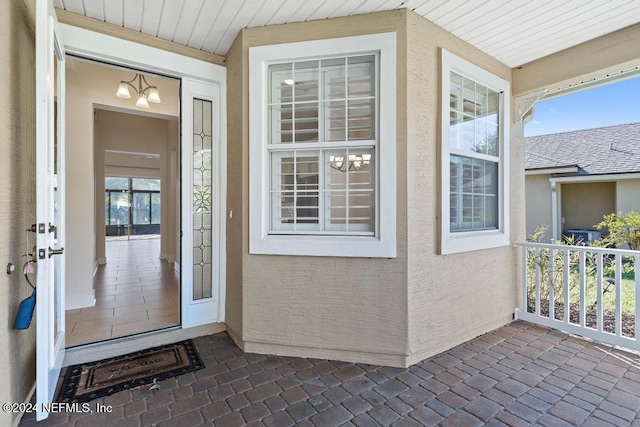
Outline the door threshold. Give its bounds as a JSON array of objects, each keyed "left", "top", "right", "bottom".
[{"left": 63, "top": 322, "right": 226, "bottom": 367}]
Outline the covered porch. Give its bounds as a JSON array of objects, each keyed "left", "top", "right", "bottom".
[{"left": 19, "top": 321, "right": 640, "bottom": 426}]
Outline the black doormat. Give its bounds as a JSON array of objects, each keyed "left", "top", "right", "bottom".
[{"left": 57, "top": 340, "right": 204, "bottom": 403}]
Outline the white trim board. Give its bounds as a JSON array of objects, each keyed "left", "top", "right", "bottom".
[
  {"left": 525, "top": 166, "right": 578, "bottom": 176},
  {"left": 58, "top": 24, "right": 225, "bottom": 83},
  {"left": 59, "top": 24, "right": 227, "bottom": 328},
  {"left": 550, "top": 173, "right": 640, "bottom": 183}
]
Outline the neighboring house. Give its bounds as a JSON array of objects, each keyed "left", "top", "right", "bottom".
[
  {"left": 525, "top": 123, "right": 640, "bottom": 241},
  {"left": 2, "top": 0, "right": 640, "bottom": 424}
]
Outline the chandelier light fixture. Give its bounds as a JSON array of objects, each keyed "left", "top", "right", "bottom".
[
  {"left": 116, "top": 73, "right": 161, "bottom": 108},
  {"left": 329, "top": 153, "right": 371, "bottom": 171}
]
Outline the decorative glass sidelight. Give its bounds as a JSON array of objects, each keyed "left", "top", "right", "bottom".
[{"left": 192, "top": 98, "right": 213, "bottom": 300}]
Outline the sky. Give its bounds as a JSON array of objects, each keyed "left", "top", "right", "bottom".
[{"left": 524, "top": 76, "right": 640, "bottom": 137}]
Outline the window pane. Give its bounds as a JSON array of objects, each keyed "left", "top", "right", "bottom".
[
  {"left": 132, "top": 178, "right": 160, "bottom": 191},
  {"left": 105, "top": 177, "right": 128, "bottom": 190},
  {"left": 151, "top": 193, "right": 161, "bottom": 224},
  {"left": 193, "top": 98, "right": 213, "bottom": 300},
  {"left": 450, "top": 155, "right": 498, "bottom": 232},
  {"left": 347, "top": 55, "right": 375, "bottom": 98},
  {"left": 324, "top": 148, "right": 374, "bottom": 233},
  {"left": 450, "top": 71, "right": 500, "bottom": 157},
  {"left": 108, "top": 192, "right": 129, "bottom": 225},
  {"left": 132, "top": 193, "right": 151, "bottom": 224},
  {"left": 347, "top": 99, "right": 374, "bottom": 140},
  {"left": 270, "top": 152, "right": 319, "bottom": 231}
]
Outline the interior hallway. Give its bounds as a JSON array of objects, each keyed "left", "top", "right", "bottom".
[{"left": 65, "top": 237, "right": 180, "bottom": 347}]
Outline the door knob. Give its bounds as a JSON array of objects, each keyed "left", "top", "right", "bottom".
[{"left": 48, "top": 247, "right": 64, "bottom": 258}]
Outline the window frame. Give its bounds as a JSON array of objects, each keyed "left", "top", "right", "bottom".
[
  {"left": 440, "top": 49, "right": 511, "bottom": 254},
  {"left": 249, "top": 33, "right": 396, "bottom": 258}
]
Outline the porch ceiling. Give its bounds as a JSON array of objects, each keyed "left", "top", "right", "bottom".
[{"left": 53, "top": 0, "right": 640, "bottom": 68}]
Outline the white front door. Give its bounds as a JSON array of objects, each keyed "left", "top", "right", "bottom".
[
  {"left": 35, "top": 0, "right": 66, "bottom": 421},
  {"left": 181, "top": 78, "right": 225, "bottom": 327}
]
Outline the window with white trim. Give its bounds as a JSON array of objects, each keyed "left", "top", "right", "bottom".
[
  {"left": 441, "top": 50, "right": 510, "bottom": 254},
  {"left": 249, "top": 33, "right": 396, "bottom": 257}
]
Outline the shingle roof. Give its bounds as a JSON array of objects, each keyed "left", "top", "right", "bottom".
[{"left": 524, "top": 122, "right": 640, "bottom": 175}]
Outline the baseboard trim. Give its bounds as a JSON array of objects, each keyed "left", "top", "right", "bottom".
[
  {"left": 242, "top": 339, "right": 409, "bottom": 368},
  {"left": 97, "top": 257, "right": 106, "bottom": 265},
  {"left": 66, "top": 293, "right": 96, "bottom": 310}
]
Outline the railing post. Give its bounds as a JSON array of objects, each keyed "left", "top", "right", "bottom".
[
  {"left": 615, "top": 254, "right": 622, "bottom": 337},
  {"left": 549, "top": 248, "right": 555, "bottom": 320},
  {"left": 579, "top": 250, "right": 586, "bottom": 328},
  {"left": 564, "top": 249, "right": 570, "bottom": 324},
  {"left": 535, "top": 247, "right": 541, "bottom": 316},
  {"left": 597, "top": 253, "right": 603, "bottom": 333},
  {"left": 633, "top": 255, "right": 640, "bottom": 343},
  {"left": 521, "top": 246, "right": 528, "bottom": 314}
]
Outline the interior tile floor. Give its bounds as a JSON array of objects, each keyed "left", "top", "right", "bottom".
[
  {"left": 21, "top": 321, "right": 640, "bottom": 426},
  {"left": 65, "top": 237, "right": 180, "bottom": 347}
]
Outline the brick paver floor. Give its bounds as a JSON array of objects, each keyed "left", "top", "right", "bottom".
[{"left": 19, "top": 321, "right": 640, "bottom": 426}]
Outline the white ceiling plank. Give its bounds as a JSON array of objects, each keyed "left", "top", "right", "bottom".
[
  {"left": 328, "top": 0, "right": 372, "bottom": 18},
  {"left": 155, "top": 1, "right": 184, "bottom": 40},
  {"left": 490, "top": 0, "right": 621, "bottom": 60},
  {"left": 281, "top": 0, "right": 324, "bottom": 23},
  {"left": 398, "top": 0, "right": 432, "bottom": 12},
  {"left": 458, "top": 0, "right": 554, "bottom": 43},
  {"left": 123, "top": 0, "right": 144, "bottom": 32},
  {"left": 307, "top": 0, "right": 348, "bottom": 21},
  {"left": 200, "top": 0, "right": 247, "bottom": 54},
  {"left": 266, "top": 0, "right": 306, "bottom": 25},
  {"left": 413, "top": 0, "right": 450, "bottom": 17},
  {"left": 215, "top": 1, "right": 261, "bottom": 53},
  {"left": 187, "top": 1, "right": 226, "bottom": 49},
  {"left": 81, "top": 0, "right": 104, "bottom": 21},
  {"left": 498, "top": 2, "right": 640, "bottom": 66},
  {"left": 428, "top": 1, "right": 478, "bottom": 23},
  {"left": 466, "top": 0, "right": 575, "bottom": 49},
  {"left": 172, "top": 0, "right": 205, "bottom": 45},
  {"left": 140, "top": 0, "right": 164, "bottom": 36},
  {"left": 350, "top": 0, "right": 387, "bottom": 15},
  {"left": 103, "top": 0, "right": 124, "bottom": 27},
  {"left": 434, "top": 0, "right": 501, "bottom": 28},
  {"left": 63, "top": 0, "right": 84, "bottom": 14},
  {"left": 246, "top": 0, "right": 286, "bottom": 27},
  {"left": 376, "top": 0, "right": 410, "bottom": 13}
]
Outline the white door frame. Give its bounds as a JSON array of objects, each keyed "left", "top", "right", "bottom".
[{"left": 57, "top": 24, "right": 227, "bottom": 324}]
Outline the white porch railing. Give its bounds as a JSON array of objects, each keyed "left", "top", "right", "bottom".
[{"left": 515, "top": 241, "right": 640, "bottom": 352}]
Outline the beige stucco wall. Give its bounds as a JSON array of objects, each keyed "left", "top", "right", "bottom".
[
  {"left": 525, "top": 174, "right": 553, "bottom": 239},
  {"left": 562, "top": 182, "right": 615, "bottom": 233},
  {"left": 0, "top": 0, "right": 37, "bottom": 425},
  {"left": 226, "top": 10, "right": 410, "bottom": 366},
  {"left": 226, "top": 9, "right": 522, "bottom": 366},
  {"left": 404, "top": 11, "right": 520, "bottom": 364},
  {"left": 616, "top": 179, "right": 640, "bottom": 215}
]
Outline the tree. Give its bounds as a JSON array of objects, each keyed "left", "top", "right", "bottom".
[{"left": 594, "top": 211, "right": 640, "bottom": 250}]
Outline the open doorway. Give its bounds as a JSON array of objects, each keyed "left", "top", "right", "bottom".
[{"left": 64, "top": 56, "right": 182, "bottom": 347}]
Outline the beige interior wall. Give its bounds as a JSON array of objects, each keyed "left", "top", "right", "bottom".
[
  {"left": 94, "top": 110, "right": 178, "bottom": 263},
  {"left": 562, "top": 182, "right": 615, "bottom": 233},
  {"left": 616, "top": 179, "right": 640, "bottom": 215},
  {"left": 525, "top": 174, "right": 553, "bottom": 239},
  {"left": 0, "top": 0, "right": 37, "bottom": 425},
  {"left": 404, "top": 11, "right": 520, "bottom": 364},
  {"left": 226, "top": 11, "right": 410, "bottom": 366},
  {"left": 65, "top": 64, "right": 97, "bottom": 309}
]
